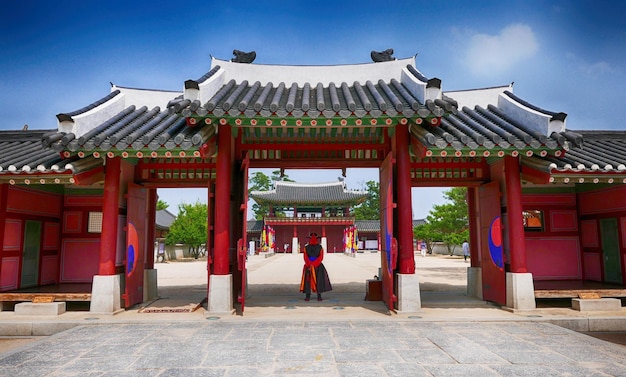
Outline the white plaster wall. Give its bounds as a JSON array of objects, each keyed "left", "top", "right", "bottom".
[{"left": 211, "top": 57, "right": 414, "bottom": 87}]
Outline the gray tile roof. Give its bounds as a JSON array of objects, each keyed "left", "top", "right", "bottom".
[
  {"left": 355, "top": 220, "right": 379, "bottom": 232},
  {"left": 524, "top": 131, "right": 626, "bottom": 184},
  {"left": 250, "top": 181, "right": 369, "bottom": 206},
  {"left": 172, "top": 64, "right": 456, "bottom": 121},
  {"left": 247, "top": 220, "right": 263, "bottom": 233},
  {"left": 0, "top": 129, "right": 96, "bottom": 184},
  {"left": 5, "top": 52, "right": 626, "bottom": 188},
  {"left": 42, "top": 55, "right": 578, "bottom": 163},
  {"left": 155, "top": 209, "right": 176, "bottom": 230},
  {"left": 412, "top": 96, "right": 580, "bottom": 158},
  {"left": 48, "top": 100, "right": 205, "bottom": 158}
]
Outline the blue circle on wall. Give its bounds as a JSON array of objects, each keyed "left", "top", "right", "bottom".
[
  {"left": 127, "top": 223, "right": 138, "bottom": 276},
  {"left": 488, "top": 216, "right": 504, "bottom": 270}
]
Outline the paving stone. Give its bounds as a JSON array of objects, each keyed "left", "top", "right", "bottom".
[
  {"left": 269, "top": 335, "right": 335, "bottom": 350},
  {"left": 381, "top": 362, "right": 431, "bottom": 377},
  {"left": 423, "top": 364, "right": 501, "bottom": 377},
  {"left": 336, "top": 363, "right": 387, "bottom": 377},
  {"left": 489, "top": 364, "right": 563, "bottom": 376},
  {"left": 159, "top": 367, "right": 226, "bottom": 377},
  {"left": 492, "top": 349, "right": 575, "bottom": 364},
  {"left": 332, "top": 349, "right": 402, "bottom": 363},
  {"left": 335, "top": 336, "right": 398, "bottom": 349},
  {"left": 398, "top": 348, "right": 457, "bottom": 364},
  {"left": 57, "top": 353, "right": 139, "bottom": 373},
  {"left": 275, "top": 349, "right": 333, "bottom": 362},
  {"left": 201, "top": 348, "right": 276, "bottom": 366},
  {"left": 131, "top": 351, "right": 206, "bottom": 369},
  {"left": 274, "top": 359, "right": 338, "bottom": 375}
]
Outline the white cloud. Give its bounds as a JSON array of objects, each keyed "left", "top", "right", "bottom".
[
  {"left": 566, "top": 52, "right": 618, "bottom": 75},
  {"left": 463, "top": 23, "right": 538, "bottom": 76}
]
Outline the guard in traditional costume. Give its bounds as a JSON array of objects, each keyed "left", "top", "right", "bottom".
[{"left": 300, "top": 232, "right": 332, "bottom": 301}]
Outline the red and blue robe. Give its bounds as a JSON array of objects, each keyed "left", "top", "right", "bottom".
[{"left": 300, "top": 243, "right": 332, "bottom": 296}]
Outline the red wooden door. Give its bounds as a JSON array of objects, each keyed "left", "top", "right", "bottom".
[
  {"left": 379, "top": 152, "right": 397, "bottom": 311},
  {"left": 478, "top": 182, "right": 506, "bottom": 305},
  {"left": 124, "top": 184, "right": 148, "bottom": 308}
]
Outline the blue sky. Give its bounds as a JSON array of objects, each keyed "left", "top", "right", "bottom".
[{"left": 1, "top": 0, "right": 625, "bottom": 218}]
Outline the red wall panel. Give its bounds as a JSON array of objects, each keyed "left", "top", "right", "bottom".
[
  {"left": 0, "top": 256, "right": 19, "bottom": 290},
  {"left": 550, "top": 210, "right": 578, "bottom": 232},
  {"left": 60, "top": 239, "right": 100, "bottom": 282},
  {"left": 64, "top": 195, "right": 103, "bottom": 207},
  {"left": 583, "top": 252, "right": 602, "bottom": 281},
  {"left": 6, "top": 187, "right": 62, "bottom": 217},
  {"left": 522, "top": 193, "right": 576, "bottom": 206},
  {"left": 525, "top": 237, "right": 581, "bottom": 279},
  {"left": 578, "top": 186, "right": 626, "bottom": 215},
  {"left": 43, "top": 222, "right": 60, "bottom": 251},
  {"left": 3, "top": 219, "right": 21, "bottom": 251},
  {"left": 63, "top": 212, "right": 83, "bottom": 233},
  {"left": 40, "top": 255, "right": 59, "bottom": 284},
  {"left": 580, "top": 220, "right": 599, "bottom": 248}
]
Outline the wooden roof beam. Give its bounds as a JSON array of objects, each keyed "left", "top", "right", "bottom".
[
  {"left": 72, "top": 166, "right": 105, "bottom": 186},
  {"left": 249, "top": 160, "right": 382, "bottom": 169},
  {"left": 520, "top": 164, "right": 552, "bottom": 184}
]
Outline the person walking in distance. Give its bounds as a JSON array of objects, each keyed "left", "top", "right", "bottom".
[
  {"left": 462, "top": 240, "right": 470, "bottom": 262},
  {"left": 300, "top": 233, "right": 332, "bottom": 301}
]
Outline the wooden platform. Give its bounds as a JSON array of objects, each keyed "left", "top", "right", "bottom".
[
  {"left": 534, "top": 280, "right": 626, "bottom": 299},
  {"left": 0, "top": 284, "right": 92, "bottom": 303}
]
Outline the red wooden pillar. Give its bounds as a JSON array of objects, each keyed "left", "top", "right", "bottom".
[
  {"left": 396, "top": 123, "right": 415, "bottom": 274},
  {"left": 467, "top": 187, "right": 480, "bottom": 267},
  {"left": 504, "top": 156, "right": 527, "bottom": 273},
  {"left": 99, "top": 156, "right": 121, "bottom": 275},
  {"left": 214, "top": 124, "right": 232, "bottom": 275},
  {"left": 145, "top": 188, "right": 157, "bottom": 270}
]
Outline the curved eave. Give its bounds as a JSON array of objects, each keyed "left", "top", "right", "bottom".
[
  {"left": 48, "top": 106, "right": 218, "bottom": 159},
  {"left": 522, "top": 155, "right": 626, "bottom": 185},
  {"left": 0, "top": 156, "right": 104, "bottom": 186},
  {"left": 56, "top": 90, "right": 122, "bottom": 122},
  {"left": 252, "top": 197, "right": 368, "bottom": 207},
  {"left": 547, "top": 172, "right": 626, "bottom": 185},
  {"left": 0, "top": 171, "right": 76, "bottom": 185},
  {"left": 410, "top": 103, "right": 576, "bottom": 159}
]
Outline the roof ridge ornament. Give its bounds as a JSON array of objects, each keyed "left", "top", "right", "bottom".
[
  {"left": 371, "top": 48, "right": 395, "bottom": 62},
  {"left": 232, "top": 49, "right": 256, "bottom": 64}
]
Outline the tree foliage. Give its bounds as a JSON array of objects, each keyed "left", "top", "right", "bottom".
[
  {"left": 248, "top": 170, "right": 293, "bottom": 220},
  {"left": 353, "top": 180, "right": 380, "bottom": 220},
  {"left": 156, "top": 200, "right": 169, "bottom": 211},
  {"left": 165, "top": 202, "right": 207, "bottom": 259},
  {"left": 413, "top": 187, "right": 469, "bottom": 255}
]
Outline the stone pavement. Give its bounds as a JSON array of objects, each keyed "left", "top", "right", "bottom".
[
  {"left": 1, "top": 320, "right": 626, "bottom": 376},
  {"left": 0, "top": 253, "right": 625, "bottom": 376}
]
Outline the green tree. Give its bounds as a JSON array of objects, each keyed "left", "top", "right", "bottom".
[
  {"left": 165, "top": 202, "right": 207, "bottom": 259},
  {"left": 248, "top": 170, "right": 293, "bottom": 220},
  {"left": 156, "top": 200, "right": 169, "bottom": 211},
  {"left": 353, "top": 180, "right": 379, "bottom": 220},
  {"left": 413, "top": 221, "right": 440, "bottom": 254},
  {"left": 416, "top": 187, "right": 469, "bottom": 255}
]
